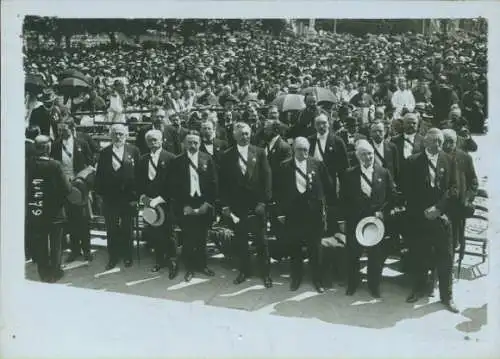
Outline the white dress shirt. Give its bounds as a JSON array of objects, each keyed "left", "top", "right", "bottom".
[
  {"left": 149, "top": 148, "right": 161, "bottom": 181},
  {"left": 360, "top": 165, "right": 374, "bottom": 197},
  {"left": 112, "top": 144, "right": 125, "bottom": 171},
  {"left": 403, "top": 133, "right": 416, "bottom": 159},
  {"left": 266, "top": 135, "right": 280, "bottom": 156},
  {"left": 61, "top": 135, "right": 74, "bottom": 179},
  {"left": 188, "top": 151, "right": 201, "bottom": 197},
  {"left": 391, "top": 90, "right": 416, "bottom": 119},
  {"left": 204, "top": 143, "right": 214, "bottom": 155},
  {"left": 425, "top": 150, "right": 439, "bottom": 188},
  {"left": 295, "top": 158, "right": 308, "bottom": 194},
  {"left": 314, "top": 133, "right": 328, "bottom": 161},
  {"left": 237, "top": 144, "right": 249, "bottom": 174}
]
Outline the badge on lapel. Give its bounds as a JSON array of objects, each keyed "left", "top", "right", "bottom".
[
  {"left": 252, "top": 158, "right": 256, "bottom": 163},
  {"left": 201, "top": 163, "right": 207, "bottom": 171},
  {"left": 77, "top": 147, "right": 82, "bottom": 152},
  {"left": 377, "top": 178, "right": 382, "bottom": 183}
]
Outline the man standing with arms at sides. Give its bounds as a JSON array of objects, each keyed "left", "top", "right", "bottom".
[
  {"left": 94, "top": 124, "right": 140, "bottom": 270},
  {"left": 220, "top": 122, "right": 273, "bottom": 288},
  {"left": 51, "top": 117, "right": 94, "bottom": 263},
  {"left": 136, "top": 129, "right": 178, "bottom": 277},
  {"left": 442, "top": 129, "right": 478, "bottom": 252},
  {"left": 308, "top": 112, "right": 349, "bottom": 236},
  {"left": 276, "top": 137, "right": 332, "bottom": 293},
  {"left": 369, "top": 121, "right": 400, "bottom": 187},
  {"left": 341, "top": 140, "right": 396, "bottom": 298},
  {"left": 404, "top": 128, "right": 459, "bottom": 313},
  {"left": 26, "top": 135, "right": 72, "bottom": 283},
  {"left": 171, "top": 130, "right": 218, "bottom": 282}
]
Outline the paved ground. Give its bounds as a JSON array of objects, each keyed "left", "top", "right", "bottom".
[{"left": 7, "top": 135, "right": 497, "bottom": 358}]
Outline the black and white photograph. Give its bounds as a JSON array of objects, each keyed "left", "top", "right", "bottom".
[{"left": 2, "top": 1, "right": 499, "bottom": 358}]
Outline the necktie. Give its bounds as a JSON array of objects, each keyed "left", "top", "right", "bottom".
[
  {"left": 148, "top": 156, "right": 157, "bottom": 181},
  {"left": 238, "top": 151, "right": 247, "bottom": 175},
  {"left": 361, "top": 170, "right": 372, "bottom": 197},
  {"left": 112, "top": 150, "right": 122, "bottom": 171},
  {"left": 295, "top": 164, "right": 307, "bottom": 194},
  {"left": 428, "top": 158, "right": 437, "bottom": 188}
]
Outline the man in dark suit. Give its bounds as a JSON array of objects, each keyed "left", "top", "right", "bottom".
[
  {"left": 369, "top": 121, "right": 400, "bottom": 186},
  {"left": 308, "top": 112, "right": 349, "bottom": 235},
  {"left": 276, "top": 137, "right": 332, "bottom": 293},
  {"left": 171, "top": 130, "right": 218, "bottom": 282},
  {"left": 136, "top": 129, "right": 178, "bottom": 277},
  {"left": 287, "top": 94, "right": 321, "bottom": 139},
  {"left": 29, "top": 89, "right": 59, "bottom": 139},
  {"left": 336, "top": 116, "right": 367, "bottom": 167},
  {"left": 135, "top": 109, "right": 169, "bottom": 155},
  {"left": 26, "top": 135, "right": 72, "bottom": 283},
  {"left": 199, "top": 119, "right": 228, "bottom": 169},
  {"left": 442, "top": 129, "right": 478, "bottom": 251},
  {"left": 404, "top": 128, "right": 459, "bottom": 313},
  {"left": 51, "top": 118, "right": 94, "bottom": 262},
  {"left": 341, "top": 140, "right": 397, "bottom": 298},
  {"left": 163, "top": 112, "right": 189, "bottom": 155},
  {"left": 220, "top": 122, "right": 273, "bottom": 288},
  {"left": 94, "top": 124, "right": 141, "bottom": 270}
]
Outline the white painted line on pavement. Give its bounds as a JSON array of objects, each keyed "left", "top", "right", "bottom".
[
  {"left": 352, "top": 299, "right": 381, "bottom": 306},
  {"left": 166, "top": 278, "right": 209, "bottom": 291},
  {"left": 62, "top": 261, "right": 89, "bottom": 271},
  {"left": 220, "top": 284, "right": 265, "bottom": 297},
  {"left": 287, "top": 291, "right": 322, "bottom": 302},
  {"left": 126, "top": 276, "right": 161, "bottom": 286},
  {"left": 94, "top": 267, "right": 121, "bottom": 278}
]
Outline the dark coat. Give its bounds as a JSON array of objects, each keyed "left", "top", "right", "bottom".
[
  {"left": 200, "top": 138, "right": 228, "bottom": 168},
  {"left": 447, "top": 149, "right": 478, "bottom": 217},
  {"left": 136, "top": 149, "right": 176, "bottom": 201},
  {"left": 94, "top": 143, "right": 140, "bottom": 202},
  {"left": 403, "top": 151, "right": 456, "bottom": 219},
  {"left": 163, "top": 125, "right": 189, "bottom": 155},
  {"left": 265, "top": 136, "right": 292, "bottom": 197},
  {"left": 170, "top": 151, "right": 218, "bottom": 216},
  {"left": 369, "top": 140, "right": 400, "bottom": 186},
  {"left": 219, "top": 145, "right": 272, "bottom": 215},
  {"left": 307, "top": 133, "right": 349, "bottom": 203},
  {"left": 50, "top": 136, "right": 93, "bottom": 174}
]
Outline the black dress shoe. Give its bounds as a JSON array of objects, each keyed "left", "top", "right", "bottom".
[
  {"left": 151, "top": 264, "right": 161, "bottom": 273},
  {"left": 346, "top": 287, "right": 356, "bottom": 296},
  {"left": 52, "top": 268, "right": 64, "bottom": 283},
  {"left": 201, "top": 267, "right": 215, "bottom": 277},
  {"left": 263, "top": 276, "right": 273, "bottom": 288},
  {"left": 369, "top": 288, "right": 381, "bottom": 299},
  {"left": 290, "top": 278, "right": 301, "bottom": 291},
  {"left": 406, "top": 292, "right": 420, "bottom": 303},
  {"left": 184, "top": 271, "right": 194, "bottom": 282},
  {"left": 105, "top": 262, "right": 116, "bottom": 271},
  {"left": 65, "top": 252, "right": 79, "bottom": 263},
  {"left": 83, "top": 252, "right": 93, "bottom": 262},
  {"left": 442, "top": 300, "right": 459, "bottom": 313},
  {"left": 169, "top": 263, "right": 179, "bottom": 280},
  {"left": 313, "top": 282, "right": 325, "bottom": 293},
  {"left": 233, "top": 272, "right": 248, "bottom": 285},
  {"left": 124, "top": 260, "right": 132, "bottom": 268}
]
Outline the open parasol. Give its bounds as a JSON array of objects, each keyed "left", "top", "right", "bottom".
[
  {"left": 300, "top": 87, "right": 337, "bottom": 104},
  {"left": 272, "top": 93, "right": 306, "bottom": 112}
]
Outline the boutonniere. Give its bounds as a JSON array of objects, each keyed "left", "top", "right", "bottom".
[
  {"left": 160, "top": 161, "right": 165, "bottom": 167},
  {"left": 252, "top": 158, "right": 256, "bottom": 163},
  {"left": 377, "top": 178, "right": 382, "bottom": 183},
  {"left": 77, "top": 147, "right": 82, "bottom": 152},
  {"left": 328, "top": 146, "right": 333, "bottom": 151},
  {"left": 439, "top": 168, "right": 445, "bottom": 173}
]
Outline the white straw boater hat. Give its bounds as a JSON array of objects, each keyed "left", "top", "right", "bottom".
[
  {"left": 355, "top": 216, "right": 385, "bottom": 247},
  {"left": 142, "top": 206, "right": 165, "bottom": 227}
]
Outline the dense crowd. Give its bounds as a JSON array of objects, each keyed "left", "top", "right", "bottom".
[{"left": 25, "top": 25, "right": 485, "bottom": 315}]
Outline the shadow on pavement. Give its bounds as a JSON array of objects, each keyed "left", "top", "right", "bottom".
[{"left": 455, "top": 304, "right": 487, "bottom": 333}]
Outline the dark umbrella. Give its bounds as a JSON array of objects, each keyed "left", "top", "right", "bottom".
[
  {"left": 271, "top": 93, "right": 305, "bottom": 112},
  {"left": 300, "top": 87, "right": 337, "bottom": 104},
  {"left": 25, "top": 73, "right": 46, "bottom": 94}
]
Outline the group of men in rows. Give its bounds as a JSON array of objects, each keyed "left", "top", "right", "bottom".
[{"left": 26, "top": 98, "right": 478, "bottom": 313}]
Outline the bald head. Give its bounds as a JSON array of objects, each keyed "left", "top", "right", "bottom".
[{"left": 293, "top": 137, "right": 310, "bottom": 161}]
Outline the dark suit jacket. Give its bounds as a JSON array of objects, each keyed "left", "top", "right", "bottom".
[
  {"left": 276, "top": 157, "right": 332, "bottom": 216},
  {"left": 369, "top": 140, "right": 400, "bottom": 186},
  {"left": 341, "top": 164, "right": 396, "bottom": 228},
  {"left": 404, "top": 151, "right": 456, "bottom": 219},
  {"left": 308, "top": 133, "right": 349, "bottom": 203},
  {"left": 51, "top": 136, "right": 93, "bottom": 174},
  {"left": 75, "top": 131, "right": 100, "bottom": 157},
  {"left": 29, "top": 106, "right": 58, "bottom": 138},
  {"left": 94, "top": 143, "right": 140, "bottom": 202},
  {"left": 200, "top": 138, "right": 228, "bottom": 168},
  {"left": 136, "top": 149, "right": 176, "bottom": 200},
  {"left": 25, "top": 139, "right": 36, "bottom": 163},
  {"left": 391, "top": 133, "right": 424, "bottom": 163},
  {"left": 220, "top": 145, "right": 272, "bottom": 215},
  {"left": 448, "top": 149, "right": 478, "bottom": 217},
  {"left": 170, "top": 151, "right": 218, "bottom": 216},
  {"left": 163, "top": 125, "right": 189, "bottom": 155},
  {"left": 336, "top": 130, "right": 367, "bottom": 166},
  {"left": 265, "top": 136, "right": 292, "bottom": 197}
]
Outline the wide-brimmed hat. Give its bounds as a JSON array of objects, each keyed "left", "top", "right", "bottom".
[
  {"left": 142, "top": 206, "right": 165, "bottom": 227},
  {"left": 355, "top": 216, "right": 385, "bottom": 247}
]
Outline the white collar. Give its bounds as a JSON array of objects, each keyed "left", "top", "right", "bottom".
[
  {"left": 361, "top": 164, "right": 374, "bottom": 174},
  {"left": 294, "top": 158, "right": 307, "bottom": 169},
  {"left": 150, "top": 148, "right": 162, "bottom": 157},
  {"left": 404, "top": 132, "right": 416, "bottom": 140},
  {"left": 237, "top": 144, "right": 249, "bottom": 152},
  {"left": 317, "top": 132, "right": 328, "bottom": 140},
  {"left": 425, "top": 149, "right": 439, "bottom": 161},
  {"left": 113, "top": 144, "right": 125, "bottom": 152},
  {"left": 188, "top": 151, "right": 199, "bottom": 161}
]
